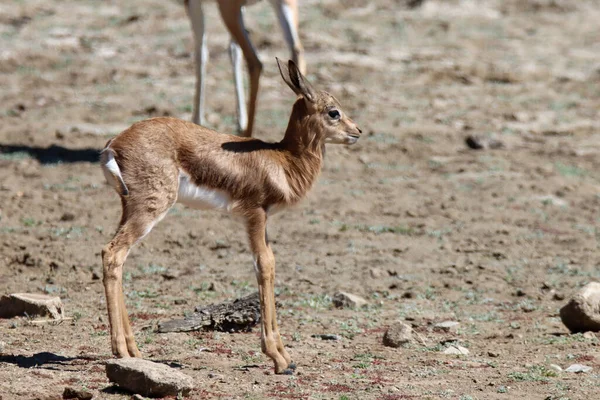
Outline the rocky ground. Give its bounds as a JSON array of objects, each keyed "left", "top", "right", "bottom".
[{"left": 1, "top": 0, "right": 600, "bottom": 399}]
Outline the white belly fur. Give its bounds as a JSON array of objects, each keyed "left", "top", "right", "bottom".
[{"left": 177, "top": 172, "right": 232, "bottom": 211}]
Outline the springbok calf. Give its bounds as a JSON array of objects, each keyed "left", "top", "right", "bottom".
[
  {"left": 185, "top": 0, "right": 306, "bottom": 137},
  {"left": 100, "top": 59, "right": 361, "bottom": 374}
]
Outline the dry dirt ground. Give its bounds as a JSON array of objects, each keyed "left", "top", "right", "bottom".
[{"left": 2, "top": 0, "right": 600, "bottom": 399}]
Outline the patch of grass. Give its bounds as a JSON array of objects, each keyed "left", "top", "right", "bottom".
[
  {"left": 230, "top": 280, "right": 253, "bottom": 297},
  {"left": 299, "top": 293, "right": 332, "bottom": 310},
  {"left": 240, "top": 350, "right": 262, "bottom": 364},
  {"left": 43, "top": 183, "right": 80, "bottom": 192},
  {"left": 422, "top": 286, "right": 437, "bottom": 300},
  {"left": 127, "top": 290, "right": 159, "bottom": 299},
  {"left": 142, "top": 332, "right": 155, "bottom": 345},
  {"left": 414, "top": 134, "right": 435, "bottom": 144},
  {"left": 185, "top": 338, "right": 203, "bottom": 349},
  {"left": 547, "top": 259, "right": 600, "bottom": 279},
  {"left": 339, "top": 223, "right": 414, "bottom": 235},
  {"left": 470, "top": 311, "right": 503, "bottom": 323},
  {"left": 554, "top": 162, "right": 587, "bottom": 178},
  {"left": 72, "top": 311, "right": 83, "bottom": 322},
  {"left": 193, "top": 281, "right": 214, "bottom": 293},
  {"left": 508, "top": 365, "right": 558, "bottom": 382},
  {"left": 21, "top": 217, "right": 40, "bottom": 227},
  {"left": 0, "top": 151, "right": 32, "bottom": 161},
  {"left": 50, "top": 226, "right": 85, "bottom": 239},
  {"left": 340, "top": 320, "right": 364, "bottom": 339},
  {"left": 541, "top": 333, "right": 597, "bottom": 346},
  {"left": 351, "top": 352, "right": 384, "bottom": 370},
  {"left": 43, "top": 285, "right": 67, "bottom": 295},
  {"left": 427, "top": 226, "right": 458, "bottom": 240},
  {"left": 138, "top": 263, "right": 167, "bottom": 275}
]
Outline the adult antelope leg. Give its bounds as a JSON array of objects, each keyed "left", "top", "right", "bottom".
[
  {"left": 270, "top": 0, "right": 305, "bottom": 74},
  {"left": 247, "top": 210, "right": 292, "bottom": 374},
  {"left": 218, "top": 2, "right": 262, "bottom": 138},
  {"left": 186, "top": 0, "right": 208, "bottom": 126},
  {"left": 229, "top": 39, "right": 248, "bottom": 134}
]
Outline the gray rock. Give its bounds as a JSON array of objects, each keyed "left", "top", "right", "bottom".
[
  {"left": 105, "top": 358, "right": 194, "bottom": 397},
  {"left": 560, "top": 282, "right": 600, "bottom": 333},
  {"left": 0, "top": 293, "right": 64, "bottom": 319},
  {"left": 433, "top": 321, "right": 460, "bottom": 333},
  {"left": 383, "top": 322, "right": 412, "bottom": 348},
  {"left": 332, "top": 292, "right": 368, "bottom": 309},
  {"left": 565, "top": 364, "right": 592, "bottom": 373},
  {"left": 443, "top": 345, "right": 469, "bottom": 355}
]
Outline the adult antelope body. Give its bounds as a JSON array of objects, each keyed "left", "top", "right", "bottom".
[
  {"left": 185, "top": 0, "right": 305, "bottom": 137},
  {"left": 100, "top": 59, "right": 361, "bottom": 374}
]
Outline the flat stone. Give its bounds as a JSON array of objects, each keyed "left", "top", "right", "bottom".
[
  {"left": 443, "top": 345, "right": 469, "bottom": 355},
  {"left": 560, "top": 282, "right": 600, "bottom": 333},
  {"left": 383, "top": 322, "right": 412, "bottom": 348},
  {"left": 105, "top": 358, "right": 194, "bottom": 397},
  {"left": 565, "top": 364, "right": 593, "bottom": 373},
  {"left": 332, "top": 291, "right": 368, "bottom": 309},
  {"left": 0, "top": 293, "right": 64, "bottom": 319},
  {"left": 433, "top": 321, "right": 460, "bottom": 333}
]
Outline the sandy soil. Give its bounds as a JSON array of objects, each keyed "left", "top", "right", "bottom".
[{"left": 1, "top": 0, "right": 600, "bottom": 399}]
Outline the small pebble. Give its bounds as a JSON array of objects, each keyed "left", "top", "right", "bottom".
[
  {"left": 549, "top": 364, "right": 563, "bottom": 373},
  {"left": 60, "top": 212, "right": 76, "bottom": 222},
  {"left": 443, "top": 345, "right": 469, "bottom": 355}
]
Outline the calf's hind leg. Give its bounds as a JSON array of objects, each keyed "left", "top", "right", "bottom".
[{"left": 102, "top": 189, "right": 176, "bottom": 357}]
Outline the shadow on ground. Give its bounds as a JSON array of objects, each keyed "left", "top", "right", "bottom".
[
  {"left": 0, "top": 352, "right": 80, "bottom": 370},
  {"left": 0, "top": 144, "right": 100, "bottom": 164}
]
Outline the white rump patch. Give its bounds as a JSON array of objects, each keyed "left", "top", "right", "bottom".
[
  {"left": 177, "top": 172, "right": 232, "bottom": 211},
  {"left": 100, "top": 146, "right": 127, "bottom": 195}
]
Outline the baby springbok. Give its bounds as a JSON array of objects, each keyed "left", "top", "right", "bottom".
[{"left": 100, "top": 59, "right": 361, "bottom": 374}]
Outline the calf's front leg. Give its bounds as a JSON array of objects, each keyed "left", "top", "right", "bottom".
[{"left": 247, "top": 210, "right": 293, "bottom": 374}]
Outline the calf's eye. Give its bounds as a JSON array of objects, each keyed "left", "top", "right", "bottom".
[{"left": 328, "top": 109, "right": 340, "bottom": 119}]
